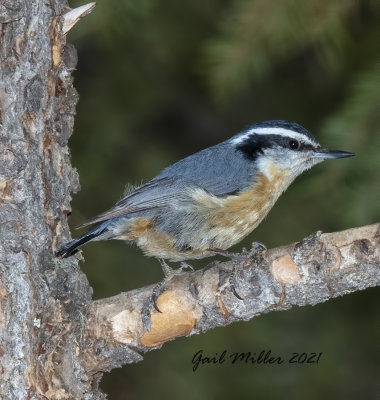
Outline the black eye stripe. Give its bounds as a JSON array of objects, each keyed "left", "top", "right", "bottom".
[
  {"left": 236, "top": 134, "right": 316, "bottom": 160},
  {"left": 298, "top": 142, "right": 316, "bottom": 151}
]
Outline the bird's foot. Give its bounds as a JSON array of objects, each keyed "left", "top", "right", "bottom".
[
  {"left": 215, "top": 256, "right": 244, "bottom": 301},
  {"left": 212, "top": 242, "right": 266, "bottom": 301},
  {"left": 209, "top": 242, "right": 266, "bottom": 261},
  {"left": 208, "top": 247, "right": 243, "bottom": 261},
  {"left": 209, "top": 247, "right": 244, "bottom": 299},
  {"left": 249, "top": 241, "right": 267, "bottom": 257}
]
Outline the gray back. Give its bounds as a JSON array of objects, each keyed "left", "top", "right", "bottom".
[{"left": 153, "top": 141, "right": 256, "bottom": 196}]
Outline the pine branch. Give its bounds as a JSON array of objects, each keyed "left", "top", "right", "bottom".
[{"left": 81, "top": 223, "right": 380, "bottom": 372}]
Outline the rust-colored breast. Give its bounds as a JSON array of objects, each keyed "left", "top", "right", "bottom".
[
  {"left": 215, "top": 169, "right": 287, "bottom": 225},
  {"left": 203, "top": 164, "right": 291, "bottom": 249}
]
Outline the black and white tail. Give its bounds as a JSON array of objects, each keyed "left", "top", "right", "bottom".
[{"left": 55, "top": 225, "right": 108, "bottom": 258}]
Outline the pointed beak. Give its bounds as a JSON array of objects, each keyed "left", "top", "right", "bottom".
[{"left": 312, "top": 149, "right": 355, "bottom": 159}]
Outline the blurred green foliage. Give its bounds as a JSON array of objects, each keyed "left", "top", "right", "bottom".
[{"left": 67, "top": 0, "right": 379, "bottom": 398}]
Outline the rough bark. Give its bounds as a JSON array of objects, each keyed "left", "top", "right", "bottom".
[
  {"left": 0, "top": 1, "right": 379, "bottom": 399},
  {"left": 0, "top": 1, "right": 92, "bottom": 399}
]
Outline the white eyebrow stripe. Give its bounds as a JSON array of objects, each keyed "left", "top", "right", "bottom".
[{"left": 231, "top": 127, "right": 318, "bottom": 146}]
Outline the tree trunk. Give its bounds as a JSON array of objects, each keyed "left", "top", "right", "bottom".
[
  {"left": 0, "top": 2, "right": 379, "bottom": 399},
  {"left": 0, "top": 1, "right": 94, "bottom": 398}
]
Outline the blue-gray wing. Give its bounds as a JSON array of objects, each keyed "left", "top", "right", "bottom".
[
  {"left": 80, "top": 142, "right": 254, "bottom": 227},
  {"left": 152, "top": 141, "right": 254, "bottom": 196},
  {"left": 79, "top": 177, "right": 194, "bottom": 227}
]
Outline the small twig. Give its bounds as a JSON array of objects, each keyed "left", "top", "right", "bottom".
[{"left": 62, "top": 3, "right": 96, "bottom": 35}]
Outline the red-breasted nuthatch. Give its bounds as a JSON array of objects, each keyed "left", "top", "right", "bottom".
[{"left": 57, "top": 120, "right": 354, "bottom": 265}]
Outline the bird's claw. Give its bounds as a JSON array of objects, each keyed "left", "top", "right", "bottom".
[
  {"left": 230, "top": 283, "right": 244, "bottom": 300},
  {"left": 211, "top": 244, "right": 266, "bottom": 301},
  {"left": 179, "top": 261, "right": 194, "bottom": 272},
  {"left": 216, "top": 263, "right": 244, "bottom": 301},
  {"left": 250, "top": 241, "right": 267, "bottom": 255}
]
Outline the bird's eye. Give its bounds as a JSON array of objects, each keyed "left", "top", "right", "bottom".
[{"left": 289, "top": 139, "right": 299, "bottom": 150}]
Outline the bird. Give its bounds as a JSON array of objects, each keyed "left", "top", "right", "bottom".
[{"left": 56, "top": 120, "right": 353, "bottom": 292}]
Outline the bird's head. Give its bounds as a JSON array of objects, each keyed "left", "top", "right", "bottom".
[{"left": 231, "top": 120, "right": 354, "bottom": 180}]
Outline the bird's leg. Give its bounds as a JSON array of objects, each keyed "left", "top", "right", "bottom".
[
  {"left": 208, "top": 248, "right": 242, "bottom": 260},
  {"left": 210, "top": 242, "right": 266, "bottom": 300},
  {"left": 151, "top": 259, "right": 194, "bottom": 313},
  {"left": 209, "top": 242, "right": 266, "bottom": 260},
  {"left": 158, "top": 258, "right": 174, "bottom": 277}
]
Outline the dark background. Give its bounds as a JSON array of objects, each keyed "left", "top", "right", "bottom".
[{"left": 67, "top": 0, "right": 380, "bottom": 398}]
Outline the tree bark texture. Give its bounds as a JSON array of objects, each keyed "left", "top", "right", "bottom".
[
  {"left": 0, "top": 2, "right": 379, "bottom": 399},
  {"left": 0, "top": 1, "right": 92, "bottom": 399}
]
